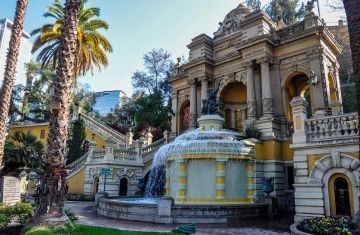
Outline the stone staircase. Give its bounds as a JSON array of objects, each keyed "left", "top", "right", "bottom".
[{"left": 79, "top": 113, "right": 127, "bottom": 146}]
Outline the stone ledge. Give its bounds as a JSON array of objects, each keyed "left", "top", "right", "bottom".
[{"left": 290, "top": 223, "right": 312, "bottom": 235}]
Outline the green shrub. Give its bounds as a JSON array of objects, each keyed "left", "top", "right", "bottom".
[
  {"left": 0, "top": 202, "right": 33, "bottom": 229},
  {"left": 64, "top": 208, "right": 78, "bottom": 222},
  {"left": 66, "top": 193, "right": 94, "bottom": 201},
  {"left": 298, "top": 216, "right": 358, "bottom": 235}
]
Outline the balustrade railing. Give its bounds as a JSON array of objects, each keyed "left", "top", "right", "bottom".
[
  {"left": 305, "top": 113, "right": 359, "bottom": 142},
  {"left": 114, "top": 149, "right": 137, "bottom": 161},
  {"left": 80, "top": 113, "right": 127, "bottom": 142},
  {"left": 141, "top": 138, "right": 166, "bottom": 156},
  {"left": 67, "top": 152, "right": 89, "bottom": 175}
]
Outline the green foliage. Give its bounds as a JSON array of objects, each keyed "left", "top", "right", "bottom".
[
  {"left": 298, "top": 216, "right": 358, "bottom": 235},
  {"left": 3, "top": 131, "right": 44, "bottom": 176},
  {"left": 265, "top": 0, "right": 306, "bottom": 25},
  {"left": 67, "top": 119, "right": 86, "bottom": 164},
  {"left": 64, "top": 209, "right": 78, "bottom": 222},
  {"left": 341, "top": 85, "right": 357, "bottom": 113},
  {"left": 71, "top": 83, "right": 96, "bottom": 113},
  {"left": 0, "top": 202, "right": 33, "bottom": 229},
  {"left": 244, "top": 0, "right": 261, "bottom": 10},
  {"left": 66, "top": 193, "right": 95, "bottom": 201},
  {"left": 31, "top": 0, "right": 113, "bottom": 77}
]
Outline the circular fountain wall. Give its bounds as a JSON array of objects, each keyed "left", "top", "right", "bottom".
[{"left": 97, "top": 115, "right": 269, "bottom": 223}]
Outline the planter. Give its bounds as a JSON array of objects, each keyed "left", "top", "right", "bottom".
[{"left": 290, "top": 223, "right": 313, "bottom": 235}]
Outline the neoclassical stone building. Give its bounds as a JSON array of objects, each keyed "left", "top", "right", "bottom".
[{"left": 169, "top": 3, "right": 359, "bottom": 217}]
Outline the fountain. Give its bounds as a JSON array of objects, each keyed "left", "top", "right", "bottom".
[{"left": 96, "top": 95, "right": 269, "bottom": 223}]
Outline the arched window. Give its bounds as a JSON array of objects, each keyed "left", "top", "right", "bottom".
[
  {"left": 92, "top": 176, "right": 99, "bottom": 195},
  {"left": 119, "top": 177, "right": 128, "bottom": 196}
]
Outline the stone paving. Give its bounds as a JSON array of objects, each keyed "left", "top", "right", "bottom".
[{"left": 65, "top": 201, "right": 291, "bottom": 235}]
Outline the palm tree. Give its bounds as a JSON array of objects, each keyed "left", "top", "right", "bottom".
[
  {"left": 3, "top": 131, "right": 44, "bottom": 176},
  {"left": 34, "top": 0, "right": 82, "bottom": 222},
  {"left": 343, "top": 0, "right": 360, "bottom": 226},
  {"left": 31, "top": 0, "right": 112, "bottom": 77},
  {"left": 0, "top": 0, "right": 28, "bottom": 169}
]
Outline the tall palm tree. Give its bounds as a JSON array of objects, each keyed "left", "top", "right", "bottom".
[
  {"left": 0, "top": 0, "right": 28, "bottom": 169},
  {"left": 31, "top": 0, "right": 112, "bottom": 77},
  {"left": 34, "top": 0, "right": 82, "bottom": 222}
]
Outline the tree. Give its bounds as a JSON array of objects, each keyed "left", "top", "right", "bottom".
[
  {"left": 245, "top": 0, "right": 261, "bottom": 11},
  {"left": 0, "top": 0, "right": 28, "bottom": 169},
  {"left": 34, "top": 0, "right": 82, "bottom": 223},
  {"left": 31, "top": 0, "right": 112, "bottom": 77},
  {"left": 71, "top": 83, "right": 96, "bottom": 113},
  {"left": 131, "top": 48, "right": 173, "bottom": 95},
  {"left": 265, "top": 0, "right": 305, "bottom": 25},
  {"left": 3, "top": 132, "right": 44, "bottom": 176},
  {"left": 67, "top": 118, "right": 86, "bottom": 164}
]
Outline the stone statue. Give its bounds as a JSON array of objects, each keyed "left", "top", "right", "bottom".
[{"left": 201, "top": 84, "right": 220, "bottom": 115}]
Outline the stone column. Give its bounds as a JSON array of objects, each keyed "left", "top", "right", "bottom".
[
  {"left": 241, "top": 107, "right": 247, "bottom": 131},
  {"left": 231, "top": 110, "right": 236, "bottom": 129},
  {"left": 246, "top": 160, "right": 255, "bottom": 202},
  {"left": 290, "top": 96, "right": 308, "bottom": 144},
  {"left": 257, "top": 57, "right": 273, "bottom": 118},
  {"left": 200, "top": 76, "right": 208, "bottom": 108},
  {"left": 171, "top": 91, "right": 178, "bottom": 136},
  {"left": 176, "top": 159, "right": 187, "bottom": 203},
  {"left": 87, "top": 140, "right": 97, "bottom": 163},
  {"left": 216, "top": 159, "right": 226, "bottom": 200},
  {"left": 245, "top": 62, "right": 256, "bottom": 120},
  {"left": 189, "top": 78, "right": 197, "bottom": 128},
  {"left": 126, "top": 129, "right": 133, "bottom": 148}
]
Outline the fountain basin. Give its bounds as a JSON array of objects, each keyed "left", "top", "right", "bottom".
[{"left": 97, "top": 197, "right": 269, "bottom": 224}]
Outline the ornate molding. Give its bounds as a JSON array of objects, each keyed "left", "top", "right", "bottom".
[
  {"left": 256, "top": 56, "right": 272, "bottom": 65},
  {"left": 262, "top": 97, "right": 273, "bottom": 114},
  {"left": 247, "top": 100, "right": 257, "bottom": 118}
]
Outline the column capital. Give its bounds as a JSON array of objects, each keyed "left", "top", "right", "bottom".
[
  {"left": 243, "top": 61, "right": 254, "bottom": 70},
  {"left": 188, "top": 77, "right": 197, "bottom": 85},
  {"left": 256, "top": 56, "right": 273, "bottom": 65}
]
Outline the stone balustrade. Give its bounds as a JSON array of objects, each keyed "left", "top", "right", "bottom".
[
  {"left": 305, "top": 113, "right": 359, "bottom": 142},
  {"left": 67, "top": 152, "right": 89, "bottom": 176}
]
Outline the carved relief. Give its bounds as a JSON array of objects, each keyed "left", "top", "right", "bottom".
[
  {"left": 247, "top": 100, "right": 257, "bottom": 118},
  {"left": 262, "top": 97, "right": 273, "bottom": 114}
]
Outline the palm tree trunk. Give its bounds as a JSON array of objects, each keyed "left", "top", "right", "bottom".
[
  {"left": 0, "top": 0, "right": 28, "bottom": 168},
  {"left": 343, "top": 0, "right": 360, "bottom": 221},
  {"left": 34, "top": 0, "right": 82, "bottom": 221}
]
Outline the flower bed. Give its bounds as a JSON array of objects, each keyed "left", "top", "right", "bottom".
[
  {"left": 66, "top": 193, "right": 95, "bottom": 201},
  {"left": 298, "top": 217, "right": 358, "bottom": 235}
]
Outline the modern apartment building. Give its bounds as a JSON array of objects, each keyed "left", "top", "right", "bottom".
[
  {"left": 0, "top": 18, "right": 32, "bottom": 86},
  {"left": 93, "top": 90, "right": 124, "bottom": 116}
]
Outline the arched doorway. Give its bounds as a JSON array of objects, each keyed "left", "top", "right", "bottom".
[
  {"left": 283, "top": 72, "right": 311, "bottom": 121},
  {"left": 179, "top": 101, "right": 190, "bottom": 134},
  {"left": 220, "top": 82, "right": 247, "bottom": 131},
  {"left": 92, "top": 176, "right": 99, "bottom": 195},
  {"left": 329, "top": 174, "right": 354, "bottom": 216},
  {"left": 119, "top": 177, "right": 128, "bottom": 196}
]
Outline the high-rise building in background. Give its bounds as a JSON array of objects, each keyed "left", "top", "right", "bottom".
[
  {"left": 0, "top": 18, "right": 32, "bottom": 86},
  {"left": 93, "top": 90, "right": 124, "bottom": 116}
]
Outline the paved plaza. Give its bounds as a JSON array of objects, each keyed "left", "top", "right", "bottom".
[{"left": 66, "top": 201, "right": 291, "bottom": 235}]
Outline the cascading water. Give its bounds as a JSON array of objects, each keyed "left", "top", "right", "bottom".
[{"left": 145, "top": 128, "right": 250, "bottom": 197}]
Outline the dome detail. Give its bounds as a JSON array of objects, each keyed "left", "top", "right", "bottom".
[{"left": 214, "top": 3, "right": 252, "bottom": 39}]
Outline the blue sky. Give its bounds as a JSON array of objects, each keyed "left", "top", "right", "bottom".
[{"left": 0, "top": 0, "right": 345, "bottom": 96}]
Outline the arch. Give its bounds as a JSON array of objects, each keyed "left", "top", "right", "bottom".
[
  {"left": 119, "top": 177, "right": 129, "bottom": 196},
  {"left": 327, "top": 73, "right": 339, "bottom": 103},
  {"left": 219, "top": 81, "right": 247, "bottom": 131},
  {"left": 308, "top": 153, "right": 360, "bottom": 216},
  {"left": 283, "top": 72, "right": 311, "bottom": 121},
  {"left": 179, "top": 100, "right": 190, "bottom": 134},
  {"left": 328, "top": 174, "right": 353, "bottom": 216},
  {"left": 92, "top": 175, "right": 100, "bottom": 195}
]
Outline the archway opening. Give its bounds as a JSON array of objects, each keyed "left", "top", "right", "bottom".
[
  {"left": 119, "top": 177, "right": 128, "bottom": 196},
  {"left": 179, "top": 101, "right": 190, "bottom": 134},
  {"left": 334, "top": 177, "right": 351, "bottom": 216},
  {"left": 329, "top": 174, "right": 354, "bottom": 216},
  {"left": 92, "top": 176, "right": 99, "bottom": 195},
  {"left": 220, "top": 82, "right": 247, "bottom": 131},
  {"left": 285, "top": 73, "right": 311, "bottom": 121}
]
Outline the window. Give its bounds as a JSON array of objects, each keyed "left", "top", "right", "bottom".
[{"left": 40, "top": 130, "right": 46, "bottom": 139}]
